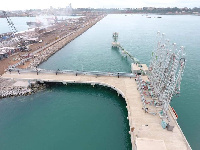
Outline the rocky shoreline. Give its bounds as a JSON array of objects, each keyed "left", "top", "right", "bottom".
[{"left": 0, "top": 78, "right": 46, "bottom": 99}]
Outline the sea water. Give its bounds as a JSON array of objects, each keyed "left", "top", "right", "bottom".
[{"left": 0, "top": 14, "right": 200, "bottom": 149}]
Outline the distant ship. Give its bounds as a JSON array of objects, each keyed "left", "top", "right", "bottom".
[{"left": 26, "top": 21, "right": 43, "bottom": 28}]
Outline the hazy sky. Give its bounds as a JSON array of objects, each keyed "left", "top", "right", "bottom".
[{"left": 1, "top": 0, "right": 200, "bottom": 11}]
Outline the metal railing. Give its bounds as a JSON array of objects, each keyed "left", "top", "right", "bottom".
[{"left": 8, "top": 68, "right": 136, "bottom": 78}]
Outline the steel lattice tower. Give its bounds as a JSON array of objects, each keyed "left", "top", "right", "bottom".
[{"left": 148, "top": 32, "right": 186, "bottom": 117}]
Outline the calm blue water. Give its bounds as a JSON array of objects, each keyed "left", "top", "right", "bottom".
[
  {"left": 0, "top": 16, "right": 81, "bottom": 34},
  {"left": 0, "top": 84, "right": 131, "bottom": 150},
  {"left": 0, "top": 17, "right": 35, "bottom": 34},
  {"left": 0, "top": 14, "right": 200, "bottom": 149}
]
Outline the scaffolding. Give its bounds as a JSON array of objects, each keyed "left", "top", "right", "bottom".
[{"left": 148, "top": 32, "right": 186, "bottom": 117}]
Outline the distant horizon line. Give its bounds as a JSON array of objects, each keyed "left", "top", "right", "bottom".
[{"left": 1, "top": 6, "right": 200, "bottom": 12}]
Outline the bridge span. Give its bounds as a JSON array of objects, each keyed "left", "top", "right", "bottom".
[{"left": 1, "top": 69, "right": 191, "bottom": 150}]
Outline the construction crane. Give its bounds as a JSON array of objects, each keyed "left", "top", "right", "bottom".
[{"left": 2, "top": 11, "right": 27, "bottom": 51}]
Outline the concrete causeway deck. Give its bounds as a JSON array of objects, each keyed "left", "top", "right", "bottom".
[{"left": 1, "top": 71, "right": 191, "bottom": 150}]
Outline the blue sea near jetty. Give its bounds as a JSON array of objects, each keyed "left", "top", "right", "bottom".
[
  {"left": 1, "top": 14, "right": 200, "bottom": 149},
  {"left": 0, "top": 84, "right": 131, "bottom": 150}
]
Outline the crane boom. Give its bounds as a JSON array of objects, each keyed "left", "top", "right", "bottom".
[{"left": 2, "top": 11, "right": 27, "bottom": 51}]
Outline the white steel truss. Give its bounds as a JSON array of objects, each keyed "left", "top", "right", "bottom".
[{"left": 148, "top": 32, "right": 186, "bottom": 117}]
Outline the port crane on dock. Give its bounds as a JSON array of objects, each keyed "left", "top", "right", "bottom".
[{"left": 2, "top": 11, "right": 27, "bottom": 51}]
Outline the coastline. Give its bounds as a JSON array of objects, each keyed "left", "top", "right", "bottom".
[
  {"left": 0, "top": 14, "right": 106, "bottom": 75},
  {"left": 0, "top": 14, "right": 106, "bottom": 99}
]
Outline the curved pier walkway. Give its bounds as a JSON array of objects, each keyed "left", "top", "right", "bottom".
[{"left": 1, "top": 70, "right": 191, "bottom": 150}]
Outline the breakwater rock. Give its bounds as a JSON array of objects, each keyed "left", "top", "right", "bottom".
[{"left": 0, "top": 78, "right": 46, "bottom": 99}]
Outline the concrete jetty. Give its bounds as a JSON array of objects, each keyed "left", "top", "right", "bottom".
[{"left": 1, "top": 70, "right": 191, "bottom": 150}]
